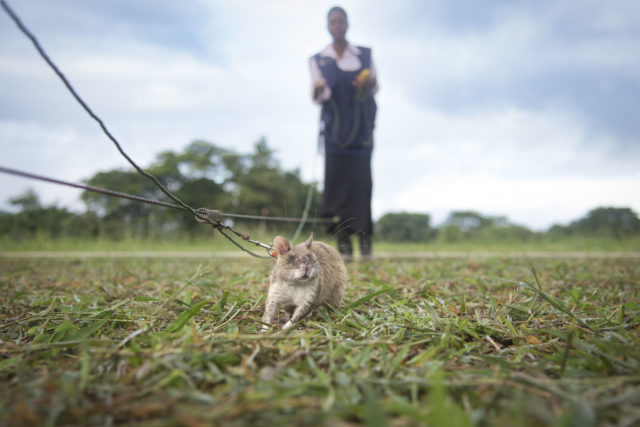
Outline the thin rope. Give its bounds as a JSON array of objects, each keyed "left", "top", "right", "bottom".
[
  {"left": 0, "top": 165, "right": 332, "bottom": 225},
  {"left": 0, "top": 165, "right": 274, "bottom": 258},
  {"left": 0, "top": 0, "right": 276, "bottom": 258},
  {"left": 0, "top": 0, "right": 198, "bottom": 218},
  {"left": 0, "top": 166, "right": 185, "bottom": 211},
  {"left": 224, "top": 211, "right": 330, "bottom": 224},
  {"left": 290, "top": 154, "right": 321, "bottom": 243},
  {"left": 0, "top": 165, "right": 335, "bottom": 259}
]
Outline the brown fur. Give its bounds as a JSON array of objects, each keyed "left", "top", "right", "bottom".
[{"left": 262, "top": 234, "right": 347, "bottom": 331}]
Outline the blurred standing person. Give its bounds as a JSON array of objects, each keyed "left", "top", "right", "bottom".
[{"left": 310, "top": 6, "right": 379, "bottom": 261}]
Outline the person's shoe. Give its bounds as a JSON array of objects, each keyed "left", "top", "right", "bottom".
[
  {"left": 359, "top": 253, "right": 373, "bottom": 262},
  {"left": 341, "top": 253, "right": 354, "bottom": 263},
  {"left": 359, "top": 234, "right": 372, "bottom": 261}
]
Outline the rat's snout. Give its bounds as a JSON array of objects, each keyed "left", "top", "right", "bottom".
[{"left": 300, "top": 262, "right": 312, "bottom": 278}]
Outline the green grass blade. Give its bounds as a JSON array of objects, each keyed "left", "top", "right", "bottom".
[
  {"left": 65, "top": 318, "right": 109, "bottom": 342},
  {"left": 346, "top": 286, "right": 393, "bottom": 310},
  {"left": 166, "top": 300, "right": 208, "bottom": 333},
  {"left": 519, "top": 266, "right": 595, "bottom": 332}
]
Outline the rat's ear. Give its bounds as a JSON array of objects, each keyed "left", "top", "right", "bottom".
[
  {"left": 273, "top": 236, "right": 290, "bottom": 256},
  {"left": 303, "top": 233, "right": 313, "bottom": 249}
]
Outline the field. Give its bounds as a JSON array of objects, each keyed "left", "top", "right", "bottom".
[{"left": 1, "top": 251, "right": 639, "bottom": 426}]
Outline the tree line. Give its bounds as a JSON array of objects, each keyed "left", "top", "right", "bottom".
[
  {"left": 376, "top": 208, "right": 640, "bottom": 243},
  {"left": 2, "top": 139, "right": 639, "bottom": 242},
  {"left": 1, "top": 139, "right": 320, "bottom": 241}
]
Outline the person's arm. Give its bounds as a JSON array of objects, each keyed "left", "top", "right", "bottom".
[
  {"left": 368, "top": 57, "right": 379, "bottom": 95},
  {"left": 309, "top": 56, "right": 331, "bottom": 103}
]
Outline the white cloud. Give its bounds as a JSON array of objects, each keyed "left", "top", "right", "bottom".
[
  {"left": 1, "top": 0, "right": 639, "bottom": 232},
  {"left": 392, "top": 172, "right": 640, "bottom": 230},
  {"left": 372, "top": 102, "right": 639, "bottom": 228}
]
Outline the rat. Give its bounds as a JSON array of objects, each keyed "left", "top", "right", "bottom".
[{"left": 262, "top": 234, "right": 347, "bottom": 332}]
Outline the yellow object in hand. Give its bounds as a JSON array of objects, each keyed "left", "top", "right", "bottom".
[{"left": 356, "top": 68, "right": 371, "bottom": 87}]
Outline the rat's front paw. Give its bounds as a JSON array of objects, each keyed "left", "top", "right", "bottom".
[{"left": 282, "top": 320, "right": 294, "bottom": 331}]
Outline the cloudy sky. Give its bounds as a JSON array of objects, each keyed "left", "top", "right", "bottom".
[{"left": 1, "top": 0, "right": 639, "bottom": 230}]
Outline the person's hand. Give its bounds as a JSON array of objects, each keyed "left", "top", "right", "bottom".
[
  {"left": 313, "top": 79, "right": 326, "bottom": 101},
  {"left": 353, "top": 68, "right": 374, "bottom": 90}
]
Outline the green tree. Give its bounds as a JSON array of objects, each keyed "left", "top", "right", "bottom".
[
  {"left": 439, "top": 211, "right": 534, "bottom": 243},
  {"left": 232, "top": 138, "right": 321, "bottom": 228},
  {"left": 567, "top": 207, "right": 640, "bottom": 237},
  {"left": 81, "top": 170, "right": 156, "bottom": 239},
  {"left": 153, "top": 140, "right": 233, "bottom": 234},
  {"left": 1, "top": 189, "right": 97, "bottom": 239},
  {"left": 9, "top": 189, "right": 41, "bottom": 211},
  {"left": 444, "top": 211, "right": 502, "bottom": 231},
  {"left": 79, "top": 138, "right": 320, "bottom": 238},
  {"left": 376, "top": 212, "right": 436, "bottom": 242}
]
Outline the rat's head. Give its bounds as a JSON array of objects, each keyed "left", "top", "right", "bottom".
[{"left": 272, "top": 235, "right": 319, "bottom": 283}]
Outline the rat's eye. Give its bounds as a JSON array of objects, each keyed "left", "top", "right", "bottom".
[
  {"left": 304, "top": 254, "right": 313, "bottom": 262},
  {"left": 287, "top": 255, "right": 296, "bottom": 263}
]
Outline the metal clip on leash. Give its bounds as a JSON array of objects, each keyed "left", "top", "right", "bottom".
[
  {"left": 195, "top": 208, "right": 275, "bottom": 258},
  {"left": 194, "top": 209, "right": 223, "bottom": 225}
]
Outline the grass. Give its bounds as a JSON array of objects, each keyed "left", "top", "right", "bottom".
[
  {"left": 1, "top": 253, "right": 639, "bottom": 425},
  {"left": 1, "top": 231, "right": 639, "bottom": 253}
]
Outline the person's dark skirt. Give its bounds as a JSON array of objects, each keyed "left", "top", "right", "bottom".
[{"left": 321, "top": 152, "right": 372, "bottom": 256}]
